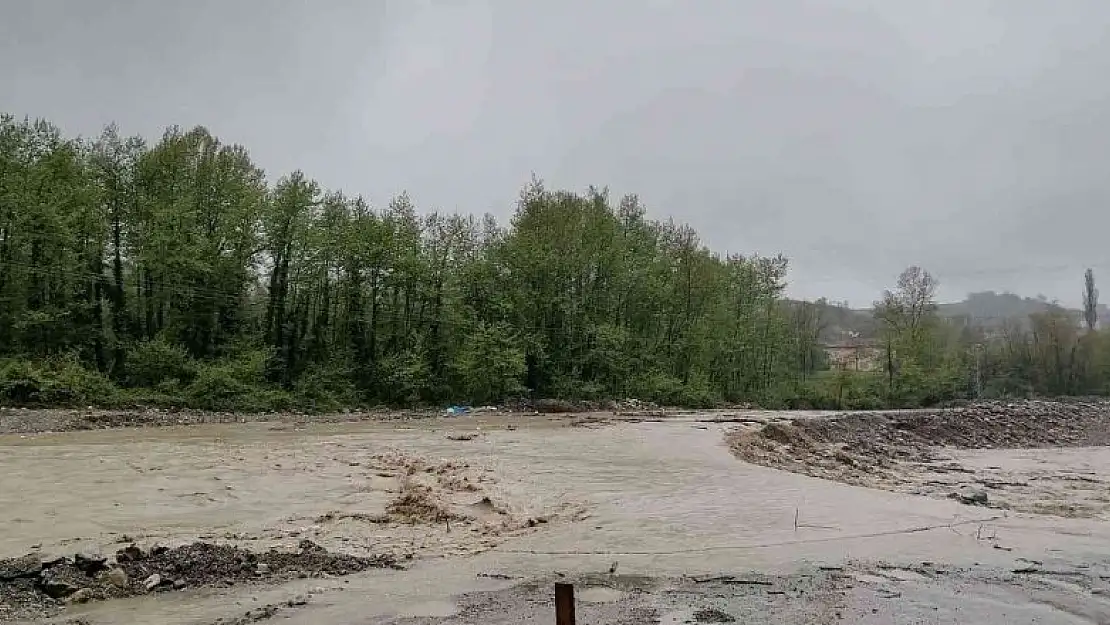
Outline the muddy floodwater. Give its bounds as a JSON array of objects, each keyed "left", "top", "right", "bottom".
[{"left": 3, "top": 412, "right": 1110, "bottom": 624}]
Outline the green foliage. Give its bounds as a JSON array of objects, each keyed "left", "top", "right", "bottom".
[
  {"left": 0, "top": 357, "right": 119, "bottom": 406},
  {"left": 293, "top": 362, "right": 358, "bottom": 411},
  {"left": 124, "top": 339, "right": 197, "bottom": 388},
  {"left": 184, "top": 350, "right": 290, "bottom": 411},
  {"left": 376, "top": 348, "right": 431, "bottom": 406},
  {"left": 3, "top": 113, "right": 1102, "bottom": 412},
  {"left": 450, "top": 322, "right": 526, "bottom": 404}
]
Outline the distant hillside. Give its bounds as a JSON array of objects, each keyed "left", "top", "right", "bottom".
[
  {"left": 819, "top": 302, "right": 877, "bottom": 342},
  {"left": 797, "top": 290, "right": 1104, "bottom": 343},
  {"left": 937, "top": 291, "right": 1063, "bottom": 324},
  {"left": 783, "top": 299, "right": 877, "bottom": 343}
]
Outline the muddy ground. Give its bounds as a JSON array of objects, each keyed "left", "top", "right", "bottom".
[
  {"left": 0, "top": 398, "right": 696, "bottom": 436},
  {"left": 729, "top": 399, "right": 1110, "bottom": 518},
  {"left": 375, "top": 559, "right": 1110, "bottom": 625},
  {"left": 3, "top": 403, "right": 1110, "bottom": 624}
]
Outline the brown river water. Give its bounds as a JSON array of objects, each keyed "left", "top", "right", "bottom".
[{"left": 3, "top": 415, "right": 1110, "bottom": 623}]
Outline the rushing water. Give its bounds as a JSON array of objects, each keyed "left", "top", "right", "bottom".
[{"left": 4, "top": 418, "right": 1110, "bottom": 624}]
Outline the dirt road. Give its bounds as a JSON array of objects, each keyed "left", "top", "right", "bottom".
[{"left": 3, "top": 408, "right": 1110, "bottom": 623}]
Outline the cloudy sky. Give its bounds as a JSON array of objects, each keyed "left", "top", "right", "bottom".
[{"left": 3, "top": 0, "right": 1109, "bottom": 306}]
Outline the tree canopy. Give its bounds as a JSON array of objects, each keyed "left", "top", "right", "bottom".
[{"left": 2, "top": 114, "right": 1107, "bottom": 411}]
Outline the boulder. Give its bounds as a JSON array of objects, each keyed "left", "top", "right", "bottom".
[
  {"left": 67, "top": 588, "right": 94, "bottom": 604},
  {"left": 950, "top": 487, "right": 989, "bottom": 506},
  {"left": 39, "top": 576, "right": 80, "bottom": 599},
  {"left": 116, "top": 544, "right": 144, "bottom": 563},
  {"left": 143, "top": 573, "right": 163, "bottom": 592},
  {"left": 105, "top": 567, "right": 129, "bottom": 589},
  {"left": 73, "top": 553, "right": 109, "bottom": 575}
]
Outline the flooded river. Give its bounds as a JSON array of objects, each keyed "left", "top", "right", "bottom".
[{"left": 3, "top": 416, "right": 1110, "bottom": 623}]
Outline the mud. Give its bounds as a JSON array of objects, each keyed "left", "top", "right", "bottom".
[
  {"left": 364, "top": 560, "right": 1110, "bottom": 624},
  {"left": 728, "top": 399, "right": 1110, "bottom": 518},
  {"left": 4, "top": 406, "right": 1110, "bottom": 624},
  {"left": 0, "top": 541, "right": 393, "bottom": 622},
  {"left": 0, "top": 398, "right": 698, "bottom": 436}
]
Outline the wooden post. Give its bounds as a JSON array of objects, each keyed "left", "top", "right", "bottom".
[{"left": 554, "top": 582, "right": 575, "bottom": 625}]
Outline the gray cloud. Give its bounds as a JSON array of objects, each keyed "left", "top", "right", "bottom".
[{"left": 3, "top": 0, "right": 1109, "bottom": 306}]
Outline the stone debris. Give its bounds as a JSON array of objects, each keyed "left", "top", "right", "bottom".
[{"left": 0, "top": 541, "right": 397, "bottom": 622}]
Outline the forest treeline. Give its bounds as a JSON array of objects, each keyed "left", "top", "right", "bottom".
[{"left": 1, "top": 114, "right": 1107, "bottom": 411}]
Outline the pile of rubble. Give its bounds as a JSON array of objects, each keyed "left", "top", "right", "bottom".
[
  {"left": 0, "top": 541, "right": 397, "bottom": 621},
  {"left": 728, "top": 399, "right": 1110, "bottom": 489}
]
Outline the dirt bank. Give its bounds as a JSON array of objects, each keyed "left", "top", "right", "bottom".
[
  {"left": 0, "top": 398, "right": 694, "bottom": 436},
  {"left": 0, "top": 406, "right": 462, "bottom": 435},
  {"left": 728, "top": 399, "right": 1110, "bottom": 517},
  {"left": 0, "top": 541, "right": 395, "bottom": 622}
]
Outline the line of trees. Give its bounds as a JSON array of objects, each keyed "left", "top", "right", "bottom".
[
  {"left": 0, "top": 115, "right": 828, "bottom": 410},
  {"left": 4, "top": 114, "right": 1107, "bottom": 411},
  {"left": 864, "top": 264, "right": 1110, "bottom": 408}
]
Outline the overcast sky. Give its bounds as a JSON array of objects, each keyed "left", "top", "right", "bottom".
[{"left": 3, "top": 0, "right": 1109, "bottom": 306}]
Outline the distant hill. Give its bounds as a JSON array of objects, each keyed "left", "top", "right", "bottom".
[
  {"left": 783, "top": 299, "right": 877, "bottom": 343},
  {"left": 796, "top": 290, "right": 1103, "bottom": 343},
  {"left": 819, "top": 302, "right": 877, "bottom": 343},
  {"left": 936, "top": 291, "right": 1063, "bottom": 324}
]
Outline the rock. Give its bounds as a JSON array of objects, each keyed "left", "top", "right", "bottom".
[
  {"left": 143, "top": 573, "right": 163, "bottom": 592},
  {"left": 255, "top": 563, "right": 271, "bottom": 575},
  {"left": 67, "top": 588, "right": 94, "bottom": 604},
  {"left": 693, "top": 607, "right": 736, "bottom": 623},
  {"left": 116, "top": 543, "right": 144, "bottom": 563},
  {"left": 105, "top": 567, "right": 129, "bottom": 588},
  {"left": 73, "top": 553, "right": 108, "bottom": 575},
  {"left": 950, "top": 487, "right": 989, "bottom": 506},
  {"left": 0, "top": 554, "right": 43, "bottom": 581},
  {"left": 41, "top": 556, "right": 68, "bottom": 569},
  {"left": 40, "top": 576, "right": 80, "bottom": 598},
  {"left": 172, "top": 578, "right": 187, "bottom": 590}
]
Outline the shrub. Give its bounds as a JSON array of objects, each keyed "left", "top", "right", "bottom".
[
  {"left": 449, "top": 323, "right": 526, "bottom": 405},
  {"left": 376, "top": 348, "right": 431, "bottom": 405},
  {"left": 630, "top": 370, "right": 719, "bottom": 408},
  {"left": 293, "top": 363, "right": 358, "bottom": 411},
  {"left": 124, "top": 339, "right": 197, "bottom": 388},
  {"left": 0, "top": 356, "right": 119, "bottom": 406},
  {"left": 184, "top": 350, "right": 278, "bottom": 411}
]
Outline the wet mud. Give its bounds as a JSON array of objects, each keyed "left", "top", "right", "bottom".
[
  {"left": 729, "top": 399, "right": 1110, "bottom": 518},
  {"left": 367, "top": 560, "right": 1110, "bottom": 625},
  {"left": 3, "top": 405, "right": 1110, "bottom": 623}
]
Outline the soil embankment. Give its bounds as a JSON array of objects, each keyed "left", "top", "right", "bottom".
[
  {"left": 729, "top": 399, "right": 1110, "bottom": 518},
  {"left": 0, "top": 398, "right": 684, "bottom": 435}
]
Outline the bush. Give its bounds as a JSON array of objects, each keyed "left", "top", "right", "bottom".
[
  {"left": 776, "top": 371, "right": 886, "bottom": 410},
  {"left": 0, "top": 356, "right": 120, "bottom": 406},
  {"left": 293, "top": 363, "right": 358, "bottom": 411},
  {"left": 376, "top": 348, "right": 431, "bottom": 405},
  {"left": 124, "top": 339, "right": 197, "bottom": 388},
  {"left": 630, "top": 370, "right": 719, "bottom": 408},
  {"left": 184, "top": 350, "right": 287, "bottom": 411},
  {"left": 449, "top": 323, "right": 526, "bottom": 405}
]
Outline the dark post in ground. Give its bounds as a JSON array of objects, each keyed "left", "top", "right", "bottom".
[{"left": 554, "top": 582, "right": 575, "bottom": 625}]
